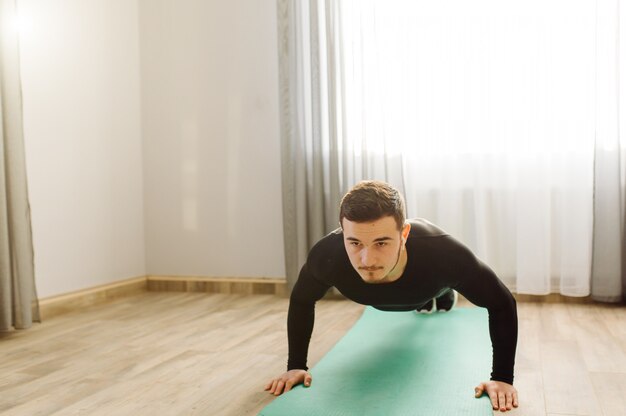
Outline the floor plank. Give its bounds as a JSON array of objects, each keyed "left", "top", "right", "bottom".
[{"left": 589, "top": 372, "right": 626, "bottom": 416}]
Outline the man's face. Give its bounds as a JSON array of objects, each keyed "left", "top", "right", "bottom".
[{"left": 342, "top": 216, "right": 409, "bottom": 284}]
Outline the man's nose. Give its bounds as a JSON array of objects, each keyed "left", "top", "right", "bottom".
[{"left": 360, "top": 248, "right": 375, "bottom": 266}]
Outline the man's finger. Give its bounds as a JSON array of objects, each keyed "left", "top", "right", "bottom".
[
  {"left": 284, "top": 380, "right": 293, "bottom": 393},
  {"left": 488, "top": 392, "right": 498, "bottom": 409},
  {"left": 270, "top": 380, "right": 278, "bottom": 394},
  {"left": 264, "top": 380, "right": 273, "bottom": 391},
  {"left": 498, "top": 393, "right": 506, "bottom": 411},
  {"left": 269, "top": 380, "right": 278, "bottom": 395},
  {"left": 304, "top": 374, "right": 312, "bottom": 387},
  {"left": 505, "top": 392, "right": 513, "bottom": 410},
  {"left": 274, "top": 380, "right": 285, "bottom": 396},
  {"left": 513, "top": 391, "right": 519, "bottom": 407}
]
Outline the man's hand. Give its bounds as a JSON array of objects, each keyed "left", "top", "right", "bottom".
[
  {"left": 474, "top": 380, "right": 519, "bottom": 412},
  {"left": 264, "top": 369, "right": 312, "bottom": 396}
]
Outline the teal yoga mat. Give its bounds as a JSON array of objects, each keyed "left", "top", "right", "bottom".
[{"left": 260, "top": 307, "right": 494, "bottom": 416}]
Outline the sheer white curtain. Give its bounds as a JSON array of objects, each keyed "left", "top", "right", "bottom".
[
  {"left": 335, "top": 0, "right": 616, "bottom": 296},
  {"left": 278, "top": 0, "right": 625, "bottom": 299}
]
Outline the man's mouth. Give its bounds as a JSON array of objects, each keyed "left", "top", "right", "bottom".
[{"left": 359, "top": 267, "right": 383, "bottom": 271}]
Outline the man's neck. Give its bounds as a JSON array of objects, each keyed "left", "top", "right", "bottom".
[{"left": 380, "top": 248, "right": 408, "bottom": 283}]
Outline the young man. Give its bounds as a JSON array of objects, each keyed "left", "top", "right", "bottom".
[{"left": 265, "top": 181, "right": 519, "bottom": 412}]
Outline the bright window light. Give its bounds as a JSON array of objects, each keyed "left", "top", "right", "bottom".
[{"left": 337, "top": 0, "right": 596, "bottom": 158}]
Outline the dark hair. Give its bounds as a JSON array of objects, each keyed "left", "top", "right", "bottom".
[{"left": 339, "top": 181, "right": 406, "bottom": 230}]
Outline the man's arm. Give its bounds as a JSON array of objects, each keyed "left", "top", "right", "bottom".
[
  {"left": 442, "top": 236, "right": 519, "bottom": 411},
  {"left": 442, "top": 236, "right": 518, "bottom": 384},
  {"left": 265, "top": 261, "right": 331, "bottom": 396},
  {"left": 287, "top": 262, "right": 331, "bottom": 370},
  {"left": 459, "top": 259, "right": 518, "bottom": 385},
  {"left": 465, "top": 270, "right": 520, "bottom": 412}
]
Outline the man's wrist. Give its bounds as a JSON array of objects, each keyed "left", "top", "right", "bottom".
[
  {"left": 287, "top": 362, "right": 308, "bottom": 372},
  {"left": 490, "top": 375, "right": 514, "bottom": 385}
]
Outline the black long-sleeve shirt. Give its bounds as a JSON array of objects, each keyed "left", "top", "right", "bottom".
[{"left": 287, "top": 218, "right": 518, "bottom": 385}]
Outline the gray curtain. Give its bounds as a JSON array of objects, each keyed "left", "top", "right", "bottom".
[
  {"left": 590, "top": 0, "right": 625, "bottom": 303},
  {"left": 277, "top": 0, "right": 341, "bottom": 290},
  {"left": 0, "top": 0, "right": 40, "bottom": 330},
  {"left": 277, "top": 0, "right": 405, "bottom": 289},
  {"left": 591, "top": 146, "right": 626, "bottom": 303}
]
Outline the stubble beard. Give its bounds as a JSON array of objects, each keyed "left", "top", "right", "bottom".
[{"left": 360, "top": 243, "right": 403, "bottom": 283}]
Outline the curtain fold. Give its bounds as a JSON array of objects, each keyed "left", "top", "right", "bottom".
[
  {"left": 591, "top": 0, "right": 625, "bottom": 303},
  {"left": 278, "top": 0, "right": 404, "bottom": 289},
  {"left": 0, "top": 0, "right": 40, "bottom": 330},
  {"left": 277, "top": 0, "right": 339, "bottom": 290}
]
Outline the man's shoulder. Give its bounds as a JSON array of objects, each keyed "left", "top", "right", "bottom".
[
  {"left": 407, "top": 218, "right": 449, "bottom": 238},
  {"left": 406, "top": 219, "right": 476, "bottom": 261},
  {"left": 305, "top": 228, "right": 346, "bottom": 277},
  {"left": 309, "top": 228, "right": 344, "bottom": 258}
]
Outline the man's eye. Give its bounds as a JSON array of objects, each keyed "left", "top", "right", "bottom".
[
  {"left": 376, "top": 242, "right": 387, "bottom": 247},
  {"left": 350, "top": 242, "right": 361, "bottom": 246}
]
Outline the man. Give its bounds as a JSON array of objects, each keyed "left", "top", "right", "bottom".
[{"left": 265, "top": 181, "right": 519, "bottom": 412}]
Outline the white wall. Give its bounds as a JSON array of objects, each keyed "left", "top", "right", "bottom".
[
  {"left": 139, "top": 0, "right": 285, "bottom": 278},
  {"left": 19, "top": 0, "right": 285, "bottom": 298},
  {"left": 20, "top": 0, "right": 145, "bottom": 298}
]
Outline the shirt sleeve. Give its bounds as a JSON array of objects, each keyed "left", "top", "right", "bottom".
[
  {"left": 442, "top": 236, "right": 518, "bottom": 385},
  {"left": 287, "top": 261, "right": 332, "bottom": 371}
]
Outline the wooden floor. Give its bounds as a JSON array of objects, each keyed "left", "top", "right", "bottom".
[{"left": 0, "top": 293, "right": 625, "bottom": 416}]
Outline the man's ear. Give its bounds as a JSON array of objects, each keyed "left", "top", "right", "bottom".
[{"left": 402, "top": 222, "right": 411, "bottom": 242}]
